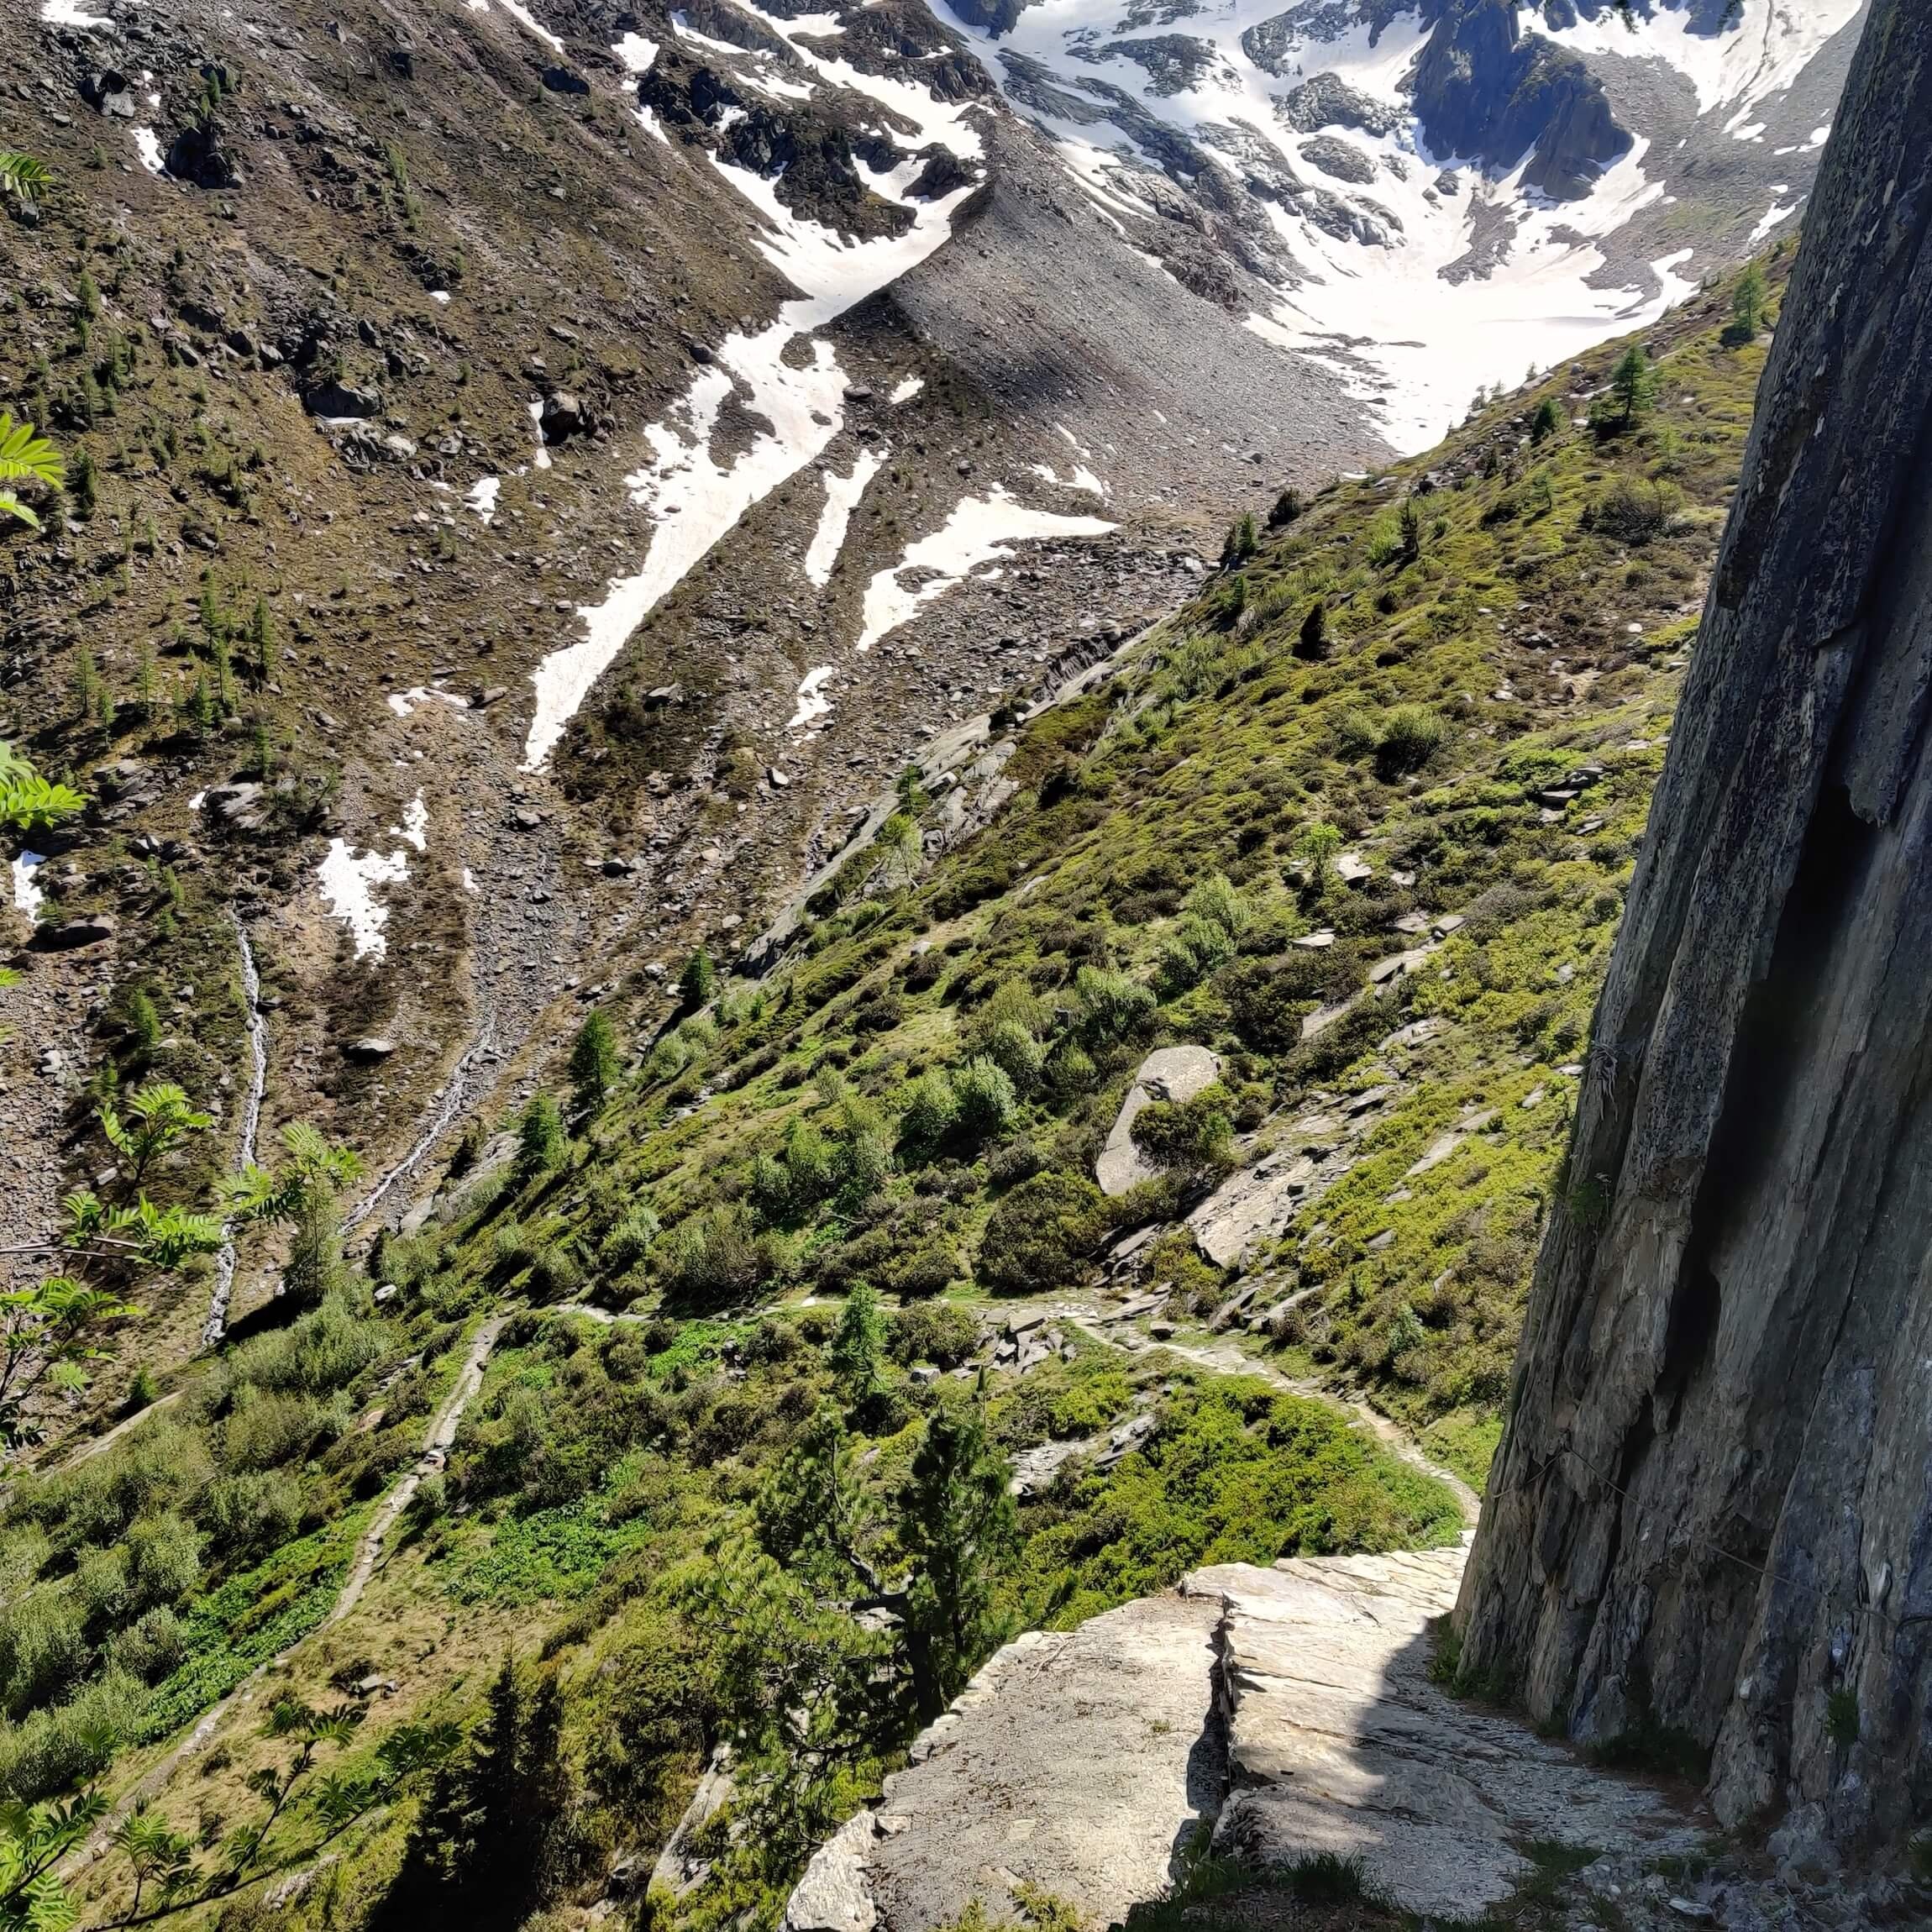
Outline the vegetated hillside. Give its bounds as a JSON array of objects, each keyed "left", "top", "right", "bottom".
[
  {"left": 14, "top": 255, "right": 1782, "bottom": 1932},
  {"left": 2, "top": 0, "right": 1364, "bottom": 1327}
]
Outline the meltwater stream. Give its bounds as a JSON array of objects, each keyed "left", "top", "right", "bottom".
[{"left": 204, "top": 911, "right": 269, "bottom": 1346}]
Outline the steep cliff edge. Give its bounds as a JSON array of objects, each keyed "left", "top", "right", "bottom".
[{"left": 1456, "top": 0, "right": 1932, "bottom": 1859}]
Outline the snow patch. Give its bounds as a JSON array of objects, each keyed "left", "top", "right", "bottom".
[
  {"left": 40, "top": 0, "right": 112, "bottom": 25},
  {"left": 614, "top": 30, "right": 659, "bottom": 73},
  {"left": 391, "top": 792, "right": 429, "bottom": 852},
  {"left": 856, "top": 486, "right": 1114, "bottom": 654},
  {"left": 889, "top": 375, "right": 925, "bottom": 404},
  {"left": 789, "top": 665, "right": 837, "bottom": 731},
  {"left": 498, "top": 0, "right": 564, "bottom": 52},
  {"left": 386, "top": 686, "right": 470, "bottom": 719},
  {"left": 1030, "top": 461, "right": 1109, "bottom": 498},
  {"left": 1748, "top": 194, "right": 1798, "bottom": 245},
  {"left": 462, "top": 867, "right": 481, "bottom": 895},
  {"left": 804, "top": 447, "right": 885, "bottom": 587},
  {"left": 465, "top": 475, "right": 501, "bottom": 522},
  {"left": 317, "top": 839, "right": 412, "bottom": 963},
  {"left": 521, "top": 130, "right": 979, "bottom": 769},
  {"left": 133, "top": 128, "right": 165, "bottom": 174},
  {"left": 430, "top": 289, "right": 452, "bottom": 304},
  {"left": 10, "top": 851, "right": 46, "bottom": 920}
]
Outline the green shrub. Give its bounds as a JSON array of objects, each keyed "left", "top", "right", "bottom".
[
  {"left": 977, "top": 1172, "right": 1110, "bottom": 1294},
  {"left": 228, "top": 1294, "right": 384, "bottom": 1397},
  {"left": 1129, "top": 1086, "right": 1235, "bottom": 1176},
  {"left": 599, "top": 1205, "right": 660, "bottom": 1272},
  {"left": 0, "top": 1667, "right": 146, "bottom": 1799},
  {"left": 891, "top": 1301, "right": 979, "bottom": 1368},
  {"left": 224, "top": 1389, "right": 343, "bottom": 1471},
  {"left": 197, "top": 1470, "right": 303, "bottom": 1557},
  {"left": 951, "top": 1057, "right": 1018, "bottom": 1149},
  {"left": 658, "top": 1205, "right": 774, "bottom": 1310},
  {"left": 1074, "top": 967, "right": 1156, "bottom": 1049},
  {"left": 1375, "top": 705, "right": 1447, "bottom": 780}
]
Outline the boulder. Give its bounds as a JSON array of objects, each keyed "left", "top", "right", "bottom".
[
  {"left": 32, "top": 913, "right": 117, "bottom": 950},
  {"left": 344, "top": 1037, "right": 397, "bottom": 1062},
  {"left": 1095, "top": 1044, "right": 1220, "bottom": 1196},
  {"left": 304, "top": 380, "right": 382, "bottom": 419},
  {"left": 164, "top": 121, "right": 243, "bottom": 189},
  {"left": 202, "top": 781, "right": 265, "bottom": 827},
  {"left": 538, "top": 391, "right": 586, "bottom": 443},
  {"left": 541, "top": 66, "right": 591, "bottom": 95}
]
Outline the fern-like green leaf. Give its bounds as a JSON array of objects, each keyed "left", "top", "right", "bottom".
[
  {"left": 0, "top": 151, "right": 52, "bottom": 206},
  {"left": 0, "top": 415, "right": 64, "bottom": 491}
]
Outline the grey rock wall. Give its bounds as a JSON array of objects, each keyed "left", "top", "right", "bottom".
[{"left": 1456, "top": 0, "right": 1932, "bottom": 1855}]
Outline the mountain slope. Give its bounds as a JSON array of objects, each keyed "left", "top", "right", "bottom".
[{"left": 15, "top": 259, "right": 1794, "bottom": 1932}]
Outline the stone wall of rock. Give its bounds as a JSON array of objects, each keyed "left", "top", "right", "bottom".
[{"left": 1456, "top": 0, "right": 1932, "bottom": 1858}]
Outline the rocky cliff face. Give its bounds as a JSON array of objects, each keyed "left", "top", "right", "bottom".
[
  {"left": 1409, "top": 0, "right": 1632, "bottom": 201},
  {"left": 1456, "top": 0, "right": 1932, "bottom": 1858}
]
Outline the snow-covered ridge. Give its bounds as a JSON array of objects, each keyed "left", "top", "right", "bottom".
[{"left": 945, "top": 0, "right": 1860, "bottom": 450}]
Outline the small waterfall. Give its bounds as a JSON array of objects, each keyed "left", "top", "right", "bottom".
[{"left": 204, "top": 911, "right": 268, "bottom": 1346}]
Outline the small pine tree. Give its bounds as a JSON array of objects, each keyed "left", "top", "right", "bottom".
[
  {"left": 1267, "top": 486, "right": 1304, "bottom": 529},
  {"left": 829, "top": 1281, "right": 887, "bottom": 1406},
  {"left": 1530, "top": 396, "right": 1562, "bottom": 444},
  {"left": 74, "top": 646, "right": 100, "bottom": 722},
  {"left": 515, "top": 1094, "right": 566, "bottom": 1179},
  {"left": 899, "top": 1402, "right": 1016, "bottom": 1718},
  {"left": 568, "top": 1009, "right": 620, "bottom": 1109},
  {"left": 1220, "top": 512, "right": 1257, "bottom": 570},
  {"left": 95, "top": 683, "right": 115, "bottom": 732},
  {"left": 76, "top": 270, "right": 101, "bottom": 319},
  {"left": 1295, "top": 599, "right": 1329, "bottom": 661},
  {"left": 186, "top": 671, "right": 217, "bottom": 732},
  {"left": 1610, "top": 344, "right": 1654, "bottom": 429},
  {"left": 1727, "top": 261, "right": 1768, "bottom": 344},
  {"left": 70, "top": 448, "right": 97, "bottom": 517},
  {"left": 678, "top": 947, "right": 716, "bottom": 1010},
  {"left": 1399, "top": 496, "right": 1422, "bottom": 563},
  {"left": 211, "top": 634, "right": 237, "bottom": 716}
]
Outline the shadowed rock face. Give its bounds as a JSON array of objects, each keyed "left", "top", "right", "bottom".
[
  {"left": 1457, "top": 0, "right": 1932, "bottom": 1854},
  {"left": 1410, "top": 0, "right": 1631, "bottom": 201}
]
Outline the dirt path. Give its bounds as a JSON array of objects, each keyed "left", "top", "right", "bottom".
[{"left": 72, "top": 1313, "right": 507, "bottom": 1871}]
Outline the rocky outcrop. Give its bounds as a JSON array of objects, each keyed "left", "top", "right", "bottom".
[
  {"left": 1457, "top": 0, "right": 1932, "bottom": 1858},
  {"left": 785, "top": 1551, "right": 1699, "bottom": 1931},
  {"left": 785, "top": 1592, "right": 1226, "bottom": 1932},
  {"left": 1095, "top": 1044, "right": 1221, "bottom": 1196},
  {"left": 1212, "top": 1550, "right": 1696, "bottom": 1914},
  {"left": 1410, "top": 0, "right": 1632, "bottom": 201}
]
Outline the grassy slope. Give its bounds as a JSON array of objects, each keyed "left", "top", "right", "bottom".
[
  {"left": 24, "top": 257, "right": 1788, "bottom": 1931},
  {"left": 512, "top": 253, "right": 1784, "bottom": 1485}
]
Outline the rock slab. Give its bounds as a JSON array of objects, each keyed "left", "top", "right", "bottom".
[
  {"left": 785, "top": 1547, "right": 1698, "bottom": 1932},
  {"left": 1201, "top": 1550, "right": 1698, "bottom": 1918},
  {"left": 1095, "top": 1044, "right": 1221, "bottom": 1196}
]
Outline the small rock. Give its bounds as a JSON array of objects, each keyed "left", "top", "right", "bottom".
[
  {"left": 512, "top": 807, "right": 543, "bottom": 830},
  {"left": 344, "top": 1037, "right": 397, "bottom": 1061},
  {"left": 1666, "top": 1902, "right": 1714, "bottom": 1924}
]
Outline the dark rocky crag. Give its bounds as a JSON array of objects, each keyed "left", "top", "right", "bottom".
[
  {"left": 1410, "top": 0, "right": 1632, "bottom": 200},
  {"left": 1457, "top": 0, "right": 1932, "bottom": 1863}
]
